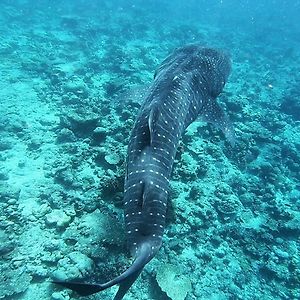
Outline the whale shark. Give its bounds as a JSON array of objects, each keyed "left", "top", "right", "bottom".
[{"left": 53, "top": 44, "right": 234, "bottom": 299}]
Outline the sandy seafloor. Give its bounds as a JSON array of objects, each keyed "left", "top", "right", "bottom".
[{"left": 0, "top": 0, "right": 300, "bottom": 299}]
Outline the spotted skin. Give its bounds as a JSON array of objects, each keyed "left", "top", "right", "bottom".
[
  {"left": 53, "top": 45, "right": 234, "bottom": 299},
  {"left": 124, "top": 45, "right": 232, "bottom": 260}
]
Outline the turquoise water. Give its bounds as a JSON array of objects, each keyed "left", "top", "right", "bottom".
[{"left": 0, "top": 0, "right": 299, "bottom": 299}]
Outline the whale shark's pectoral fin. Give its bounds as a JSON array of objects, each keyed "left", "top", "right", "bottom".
[{"left": 201, "top": 99, "right": 235, "bottom": 146}]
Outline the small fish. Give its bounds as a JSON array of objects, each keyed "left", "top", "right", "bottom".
[{"left": 53, "top": 44, "right": 234, "bottom": 299}]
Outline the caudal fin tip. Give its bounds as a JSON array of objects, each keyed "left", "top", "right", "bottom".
[{"left": 53, "top": 280, "right": 103, "bottom": 296}]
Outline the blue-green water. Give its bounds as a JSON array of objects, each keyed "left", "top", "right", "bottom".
[{"left": 0, "top": 1, "right": 299, "bottom": 299}]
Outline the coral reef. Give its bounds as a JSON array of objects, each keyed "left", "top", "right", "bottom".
[
  {"left": 0, "top": 0, "right": 299, "bottom": 299},
  {"left": 156, "top": 263, "right": 192, "bottom": 300}
]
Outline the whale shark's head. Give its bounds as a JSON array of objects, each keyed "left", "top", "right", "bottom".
[
  {"left": 193, "top": 46, "right": 231, "bottom": 96},
  {"left": 155, "top": 44, "right": 231, "bottom": 98}
]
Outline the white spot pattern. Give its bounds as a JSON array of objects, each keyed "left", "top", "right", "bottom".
[{"left": 123, "top": 45, "right": 231, "bottom": 251}]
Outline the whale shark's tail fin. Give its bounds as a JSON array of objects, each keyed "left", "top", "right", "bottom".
[
  {"left": 52, "top": 281, "right": 103, "bottom": 296},
  {"left": 53, "top": 270, "right": 142, "bottom": 299},
  {"left": 114, "top": 268, "right": 143, "bottom": 300},
  {"left": 53, "top": 242, "right": 152, "bottom": 300}
]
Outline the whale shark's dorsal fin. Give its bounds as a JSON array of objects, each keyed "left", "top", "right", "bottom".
[{"left": 148, "top": 106, "right": 159, "bottom": 146}]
